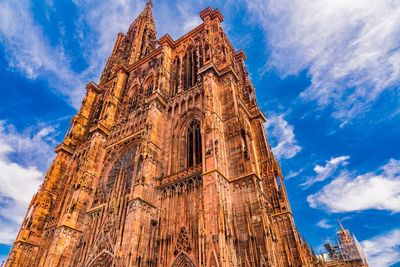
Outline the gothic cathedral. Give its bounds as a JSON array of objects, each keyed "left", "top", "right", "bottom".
[{"left": 6, "top": 2, "right": 318, "bottom": 266}]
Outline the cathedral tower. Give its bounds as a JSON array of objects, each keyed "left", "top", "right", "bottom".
[{"left": 6, "top": 2, "right": 316, "bottom": 266}]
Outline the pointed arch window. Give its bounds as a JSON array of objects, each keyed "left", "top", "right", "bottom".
[
  {"left": 241, "top": 129, "right": 249, "bottom": 160},
  {"left": 199, "top": 45, "right": 204, "bottom": 67},
  {"left": 186, "top": 120, "right": 202, "bottom": 167},
  {"left": 146, "top": 80, "right": 154, "bottom": 96},
  {"left": 130, "top": 96, "right": 138, "bottom": 112},
  {"left": 147, "top": 84, "right": 153, "bottom": 96},
  {"left": 182, "top": 47, "right": 199, "bottom": 91},
  {"left": 171, "top": 57, "right": 180, "bottom": 96},
  {"left": 205, "top": 44, "right": 211, "bottom": 62},
  {"left": 93, "top": 97, "right": 104, "bottom": 122}
]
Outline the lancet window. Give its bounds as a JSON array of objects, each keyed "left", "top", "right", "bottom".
[
  {"left": 127, "top": 85, "right": 140, "bottom": 113},
  {"left": 130, "top": 96, "right": 138, "bottom": 112},
  {"left": 135, "top": 155, "right": 143, "bottom": 185},
  {"left": 182, "top": 46, "right": 199, "bottom": 91},
  {"left": 170, "top": 44, "right": 209, "bottom": 96},
  {"left": 93, "top": 97, "right": 104, "bottom": 123},
  {"left": 171, "top": 57, "right": 180, "bottom": 96},
  {"left": 205, "top": 44, "right": 211, "bottom": 62},
  {"left": 199, "top": 44, "right": 204, "bottom": 68},
  {"left": 147, "top": 83, "right": 154, "bottom": 96},
  {"left": 241, "top": 129, "right": 249, "bottom": 160},
  {"left": 106, "top": 146, "right": 136, "bottom": 194},
  {"left": 186, "top": 120, "right": 202, "bottom": 168},
  {"left": 144, "top": 79, "right": 154, "bottom": 97}
]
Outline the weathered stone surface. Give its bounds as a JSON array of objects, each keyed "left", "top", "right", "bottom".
[{"left": 6, "top": 2, "right": 325, "bottom": 266}]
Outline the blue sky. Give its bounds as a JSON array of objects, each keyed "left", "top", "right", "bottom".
[{"left": 0, "top": 0, "right": 399, "bottom": 266}]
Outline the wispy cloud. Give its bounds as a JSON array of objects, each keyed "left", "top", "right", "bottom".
[
  {"left": 0, "top": 0, "right": 86, "bottom": 108},
  {"left": 265, "top": 113, "right": 301, "bottom": 160},
  {"left": 70, "top": 0, "right": 218, "bottom": 84},
  {"left": 303, "top": 156, "right": 350, "bottom": 187},
  {"left": 0, "top": 0, "right": 237, "bottom": 111},
  {"left": 71, "top": 0, "right": 145, "bottom": 77},
  {"left": 285, "top": 168, "right": 304, "bottom": 180},
  {"left": 244, "top": 0, "right": 400, "bottom": 124},
  {"left": 0, "top": 121, "right": 58, "bottom": 170},
  {"left": 0, "top": 121, "right": 58, "bottom": 244},
  {"left": 316, "top": 219, "right": 334, "bottom": 229},
  {"left": 361, "top": 229, "right": 400, "bottom": 267},
  {"left": 308, "top": 159, "right": 400, "bottom": 213}
]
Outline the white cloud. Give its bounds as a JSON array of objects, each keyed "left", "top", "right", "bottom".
[
  {"left": 303, "top": 156, "right": 350, "bottom": 187},
  {"left": 71, "top": 0, "right": 144, "bottom": 72},
  {"left": 0, "top": 0, "right": 86, "bottom": 108},
  {"left": 0, "top": 254, "right": 7, "bottom": 266},
  {"left": 0, "top": 0, "right": 236, "bottom": 110},
  {"left": 0, "top": 160, "right": 42, "bottom": 245},
  {"left": 159, "top": 1, "right": 202, "bottom": 37},
  {"left": 316, "top": 219, "right": 334, "bottom": 229},
  {"left": 285, "top": 168, "right": 304, "bottom": 180},
  {"left": 265, "top": 113, "right": 301, "bottom": 160},
  {"left": 0, "top": 121, "right": 58, "bottom": 244},
  {"left": 361, "top": 229, "right": 400, "bottom": 267},
  {"left": 0, "top": 121, "right": 58, "bottom": 171},
  {"left": 308, "top": 159, "right": 400, "bottom": 213},
  {"left": 245, "top": 0, "right": 400, "bottom": 124},
  {"left": 70, "top": 0, "right": 205, "bottom": 90}
]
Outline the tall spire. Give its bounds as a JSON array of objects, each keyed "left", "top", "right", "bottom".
[
  {"left": 142, "top": 0, "right": 154, "bottom": 22},
  {"left": 124, "top": 0, "right": 157, "bottom": 63},
  {"left": 337, "top": 218, "right": 345, "bottom": 232},
  {"left": 339, "top": 222, "right": 345, "bottom": 233},
  {"left": 127, "top": 0, "right": 155, "bottom": 34}
]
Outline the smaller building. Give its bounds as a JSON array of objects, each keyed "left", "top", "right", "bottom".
[{"left": 318, "top": 223, "right": 368, "bottom": 267}]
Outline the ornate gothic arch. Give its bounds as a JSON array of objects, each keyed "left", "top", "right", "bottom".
[
  {"left": 171, "top": 252, "right": 196, "bottom": 267},
  {"left": 104, "top": 145, "right": 137, "bottom": 194},
  {"left": 86, "top": 250, "right": 117, "bottom": 267},
  {"left": 185, "top": 119, "right": 202, "bottom": 168},
  {"left": 208, "top": 251, "right": 220, "bottom": 267},
  {"left": 173, "top": 107, "right": 204, "bottom": 133},
  {"left": 174, "top": 227, "right": 192, "bottom": 256},
  {"left": 143, "top": 74, "right": 155, "bottom": 96},
  {"left": 123, "top": 84, "right": 140, "bottom": 114},
  {"left": 170, "top": 109, "right": 204, "bottom": 173},
  {"left": 98, "top": 144, "right": 140, "bottom": 193}
]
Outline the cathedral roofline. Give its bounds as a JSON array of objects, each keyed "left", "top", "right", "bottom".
[
  {"left": 157, "top": 10, "right": 241, "bottom": 61},
  {"left": 158, "top": 24, "right": 205, "bottom": 48},
  {"left": 158, "top": 34, "right": 174, "bottom": 47},
  {"left": 114, "top": 64, "right": 129, "bottom": 74},
  {"left": 85, "top": 81, "right": 100, "bottom": 93},
  {"left": 199, "top": 7, "right": 224, "bottom": 22},
  {"left": 103, "top": 4, "right": 246, "bottom": 84},
  {"left": 156, "top": 7, "right": 227, "bottom": 49},
  {"left": 235, "top": 50, "right": 247, "bottom": 61},
  {"left": 126, "top": 46, "right": 163, "bottom": 72}
]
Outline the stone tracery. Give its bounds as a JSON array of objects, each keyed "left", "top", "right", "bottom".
[
  {"left": 172, "top": 252, "right": 196, "bottom": 267},
  {"left": 6, "top": 2, "right": 322, "bottom": 267}
]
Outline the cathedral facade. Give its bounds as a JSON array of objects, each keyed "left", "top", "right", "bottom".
[{"left": 6, "top": 2, "right": 318, "bottom": 266}]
